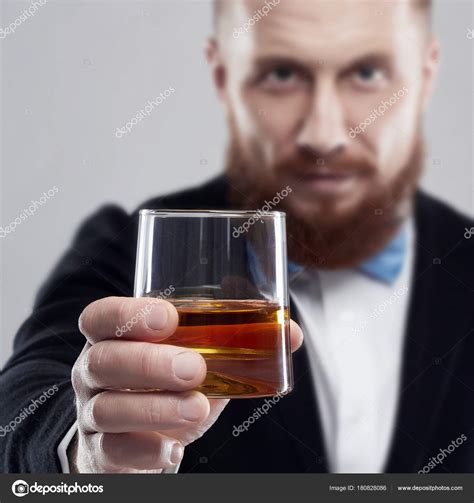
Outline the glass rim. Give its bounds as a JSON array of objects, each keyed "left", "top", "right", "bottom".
[{"left": 139, "top": 209, "right": 286, "bottom": 218}]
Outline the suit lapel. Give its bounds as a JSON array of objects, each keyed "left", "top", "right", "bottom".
[{"left": 384, "top": 193, "right": 471, "bottom": 472}]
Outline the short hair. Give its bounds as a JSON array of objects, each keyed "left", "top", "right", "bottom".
[{"left": 213, "top": 0, "right": 432, "bottom": 33}]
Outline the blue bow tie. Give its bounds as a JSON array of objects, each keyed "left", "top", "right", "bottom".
[{"left": 288, "top": 225, "right": 407, "bottom": 285}]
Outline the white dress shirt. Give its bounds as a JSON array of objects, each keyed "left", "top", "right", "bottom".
[
  {"left": 59, "top": 221, "right": 414, "bottom": 473},
  {"left": 289, "top": 219, "right": 414, "bottom": 472}
]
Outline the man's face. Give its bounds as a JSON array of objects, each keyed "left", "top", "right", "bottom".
[{"left": 209, "top": 0, "right": 438, "bottom": 267}]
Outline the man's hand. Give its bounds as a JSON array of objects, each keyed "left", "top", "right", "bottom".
[{"left": 70, "top": 297, "right": 303, "bottom": 473}]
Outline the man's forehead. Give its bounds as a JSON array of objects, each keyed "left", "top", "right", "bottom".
[
  {"left": 236, "top": 0, "right": 413, "bottom": 25},
  {"left": 226, "top": 0, "right": 421, "bottom": 64}
]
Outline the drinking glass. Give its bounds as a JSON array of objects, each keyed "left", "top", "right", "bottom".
[{"left": 134, "top": 210, "right": 293, "bottom": 398}]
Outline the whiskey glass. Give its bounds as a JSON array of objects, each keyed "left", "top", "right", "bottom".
[{"left": 134, "top": 210, "right": 293, "bottom": 398}]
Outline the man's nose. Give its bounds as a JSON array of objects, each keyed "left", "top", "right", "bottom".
[{"left": 296, "top": 80, "right": 348, "bottom": 158}]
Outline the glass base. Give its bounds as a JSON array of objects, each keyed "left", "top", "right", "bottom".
[{"left": 196, "top": 371, "right": 291, "bottom": 398}]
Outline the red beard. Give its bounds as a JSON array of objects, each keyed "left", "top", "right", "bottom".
[{"left": 225, "top": 131, "right": 424, "bottom": 269}]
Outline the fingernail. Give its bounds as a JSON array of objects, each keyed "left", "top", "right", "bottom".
[
  {"left": 179, "top": 395, "right": 203, "bottom": 421},
  {"left": 172, "top": 352, "right": 203, "bottom": 381},
  {"left": 170, "top": 442, "right": 184, "bottom": 464},
  {"left": 145, "top": 304, "right": 168, "bottom": 331}
]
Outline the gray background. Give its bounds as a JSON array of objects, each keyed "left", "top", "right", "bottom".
[{"left": 1, "top": 0, "right": 473, "bottom": 367}]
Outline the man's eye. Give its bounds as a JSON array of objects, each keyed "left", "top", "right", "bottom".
[
  {"left": 270, "top": 66, "right": 295, "bottom": 81},
  {"left": 259, "top": 66, "right": 300, "bottom": 91},
  {"left": 353, "top": 66, "right": 385, "bottom": 85}
]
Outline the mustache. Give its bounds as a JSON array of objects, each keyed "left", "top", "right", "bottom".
[{"left": 273, "top": 154, "right": 376, "bottom": 179}]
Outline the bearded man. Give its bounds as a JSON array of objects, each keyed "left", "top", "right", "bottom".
[{"left": 1, "top": 0, "right": 473, "bottom": 474}]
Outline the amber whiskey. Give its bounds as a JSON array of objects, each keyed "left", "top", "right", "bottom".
[{"left": 163, "top": 299, "right": 292, "bottom": 398}]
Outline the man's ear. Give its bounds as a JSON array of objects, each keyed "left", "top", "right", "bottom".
[
  {"left": 205, "top": 37, "right": 227, "bottom": 102},
  {"left": 421, "top": 36, "right": 440, "bottom": 109}
]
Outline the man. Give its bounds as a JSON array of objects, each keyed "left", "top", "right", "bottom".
[{"left": 1, "top": 0, "right": 473, "bottom": 473}]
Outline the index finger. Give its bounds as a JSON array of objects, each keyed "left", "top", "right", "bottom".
[{"left": 78, "top": 296, "right": 179, "bottom": 344}]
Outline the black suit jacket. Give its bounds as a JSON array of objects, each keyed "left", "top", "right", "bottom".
[{"left": 1, "top": 175, "right": 473, "bottom": 473}]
